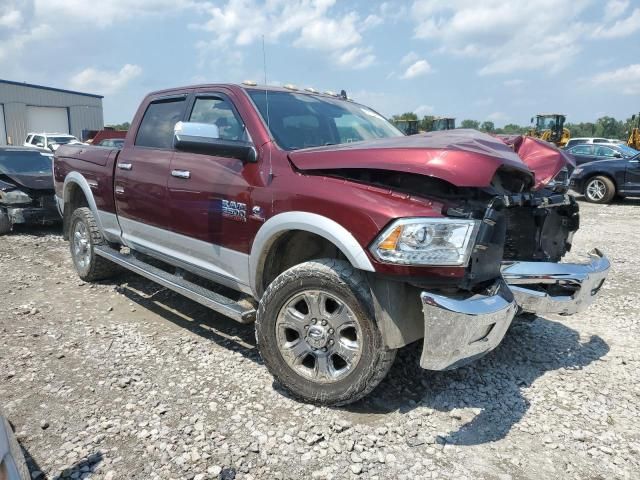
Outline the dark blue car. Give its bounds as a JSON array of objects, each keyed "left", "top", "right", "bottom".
[
  {"left": 570, "top": 152, "right": 640, "bottom": 203},
  {"left": 565, "top": 143, "right": 639, "bottom": 165}
]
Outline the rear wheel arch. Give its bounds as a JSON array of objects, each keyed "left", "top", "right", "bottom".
[{"left": 62, "top": 173, "right": 101, "bottom": 239}]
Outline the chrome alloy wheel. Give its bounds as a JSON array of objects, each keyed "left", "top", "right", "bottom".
[
  {"left": 275, "top": 290, "right": 363, "bottom": 383},
  {"left": 586, "top": 178, "right": 606, "bottom": 202},
  {"left": 72, "top": 219, "right": 91, "bottom": 269}
]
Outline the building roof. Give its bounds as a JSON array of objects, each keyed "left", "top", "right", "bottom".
[{"left": 0, "top": 79, "right": 103, "bottom": 99}]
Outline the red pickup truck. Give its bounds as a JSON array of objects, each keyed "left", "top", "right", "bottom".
[{"left": 54, "top": 84, "right": 609, "bottom": 405}]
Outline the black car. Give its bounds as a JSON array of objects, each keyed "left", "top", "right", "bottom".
[
  {"left": 570, "top": 153, "right": 640, "bottom": 203},
  {"left": 565, "top": 143, "right": 639, "bottom": 165},
  {"left": 0, "top": 147, "right": 61, "bottom": 234}
]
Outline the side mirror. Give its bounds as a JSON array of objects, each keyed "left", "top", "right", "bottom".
[
  {"left": 173, "top": 121, "right": 257, "bottom": 163},
  {"left": 614, "top": 152, "right": 623, "bottom": 158}
]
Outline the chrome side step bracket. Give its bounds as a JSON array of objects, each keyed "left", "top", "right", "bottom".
[{"left": 95, "top": 245, "right": 256, "bottom": 323}]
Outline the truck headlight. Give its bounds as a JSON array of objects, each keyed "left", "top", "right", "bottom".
[
  {"left": 371, "top": 218, "right": 480, "bottom": 266},
  {"left": 0, "top": 189, "right": 32, "bottom": 205},
  {"left": 547, "top": 167, "right": 570, "bottom": 191}
]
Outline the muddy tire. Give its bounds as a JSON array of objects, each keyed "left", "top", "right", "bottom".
[
  {"left": 69, "top": 207, "right": 120, "bottom": 281},
  {"left": 584, "top": 175, "right": 615, "bottom": 204},
  {"left": 256, "top": 259, "right": 395, "bottom": 406},
  {"left": 0, "top": 209, "right": 11, "bottom": 235}
]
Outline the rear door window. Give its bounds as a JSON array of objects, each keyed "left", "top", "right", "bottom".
[{"left": 135, "top": 98, "right": 186, "bottom": 149}]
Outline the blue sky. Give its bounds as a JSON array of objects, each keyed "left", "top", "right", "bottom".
[{"left": 1, "top": 0, "right": 639, "bottom": 126}]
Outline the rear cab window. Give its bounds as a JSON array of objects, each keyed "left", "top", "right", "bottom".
[{"left": 135, "top": 97, "right": 187, "bottom": 149}]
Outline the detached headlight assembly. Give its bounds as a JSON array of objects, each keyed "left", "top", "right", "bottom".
[
  {"left": 0, "top": 189, "right": 32, "bottom": 205},
  {"left": 371, "top": 218, "right": 480, "bottom": 266}
]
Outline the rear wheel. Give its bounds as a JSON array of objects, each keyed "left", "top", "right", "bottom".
[
  {"left": 584, "top": 176, "right": 615, "bottom": 204},
  {"left": 69, "top": 207, "right": 120, "bottom": 281},
  {"left": 256, "top": 259, "right": 395, "bottom": 406}
]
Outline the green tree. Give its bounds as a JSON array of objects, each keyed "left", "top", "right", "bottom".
[
  {"left": 460, "top": 119, "right": 480, "bottom": 129},
  {"left": 106, "top": 122, "right": 130, "bottom": 130},
  {"left": 480, "top": 121, "right": 495, "bottom": 133},
  {"left": 391, "top": 112, "right": 418, "bottom": 122}
]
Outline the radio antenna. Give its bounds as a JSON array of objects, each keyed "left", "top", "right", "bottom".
[{"left": 262, "top": 35, "right": 273, "bottom": 180}]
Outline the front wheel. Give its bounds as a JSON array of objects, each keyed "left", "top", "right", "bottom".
[
  {"left": 584, "top": 176, "right": 615, "bottom": 204},
  {"left": 256, "top": 259, "right": 395, "bottom": 406}
]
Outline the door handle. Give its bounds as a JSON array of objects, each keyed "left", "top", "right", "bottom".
[
  {"left": 117, "top": 162, "right": 132, "bottom": 170},
  {"left": 171, "top": 170, "right": 191, "bottom": 179}
]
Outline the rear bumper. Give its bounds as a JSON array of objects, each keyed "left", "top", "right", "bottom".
[
  {"left": 501, "top": 248, "right": 609, "bottom": 316},
  {"left": 419, "top": 249, "right": 609, "bottom": 370}
]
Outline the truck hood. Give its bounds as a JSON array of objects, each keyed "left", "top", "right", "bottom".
[
  {"left": 499, "top": 135, "right": 576, "bottom": 189},
  {"left": 288, "top": 129, "right": 532, "bottom": 188}
]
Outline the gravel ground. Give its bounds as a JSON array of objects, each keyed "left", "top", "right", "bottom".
[{"left": 1, "top": 200, "right": 639, "bottom": 480}]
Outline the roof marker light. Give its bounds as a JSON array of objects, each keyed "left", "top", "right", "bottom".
[
  {"left": 284, "top": 84, "right": 298, "bottom": 90},
  {"left": 304, "top": 87, "right": 317, "bottom": 93},
  {"left": 242, "top": 80, "right": 257, "bottom": 86}
]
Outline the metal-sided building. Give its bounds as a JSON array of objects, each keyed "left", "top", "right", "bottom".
[{"left": 0, "top": 79, "right": 104, "bottom": 146}]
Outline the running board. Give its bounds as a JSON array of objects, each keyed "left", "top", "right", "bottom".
[{"left": 94, "top": 245, "right": 256, "bottom": 323}]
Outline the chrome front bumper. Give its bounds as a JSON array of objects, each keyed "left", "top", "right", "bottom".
[
  {"left": 501, "top": 249, "right": 610, "bottom": 316},
  {"left": 419, "top": 249, "right": 609, "bottom": 370},
  {"left": 420, "top": 280, "right": 518, "bottom": 370}
]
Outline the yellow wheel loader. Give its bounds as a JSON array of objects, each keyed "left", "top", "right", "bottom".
[
  {"left": 628, "top": 113, "right": 640, "bottom": 150},
  {"left": 528, "top": 114, "right": 570, "bottom": 148}
]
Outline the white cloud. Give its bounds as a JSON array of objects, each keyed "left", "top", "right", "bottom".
[
  {"left": 592, "top": 7, "right": 640, "bottom": 38},
  {"left": 401, "top": 59, "right": 432, "bottom": 79},
  {"left": 414, "top": 104, "right": 434, "bottom": 116},
  {"left": 410, "top": 0, "right": 591, "bottom": 75},
  {"left": 70, "top": 64, "right": 142, "bottom": 94},
  {"left": 401, "top": 51, "right": 420, "bottom": 65},
  {"left": 591, "top": 63, "right": 640, "bottom": 95},
  {"left": 603, "top": 0, "right": 629, "bottom": 21},
  {"left": 296, "top": 13, "right": 362, "bottom": 50},
  {"left": 194, "top": 0, "right": 377, "bottom": 70},
  {"left": 335, "top": 47, "right": 376, "bottom": 69},
  {"left": 0, "top": 9, "right": 23, "bottom": 29}
]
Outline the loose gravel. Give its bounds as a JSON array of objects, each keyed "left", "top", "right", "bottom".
[{"left": 1, "top": 200, "right": 639, "bottom": 479}]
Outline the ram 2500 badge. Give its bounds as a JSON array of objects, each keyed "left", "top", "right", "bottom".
[{"left": 54, "top": 84, "right": 609, "bottom": 405}]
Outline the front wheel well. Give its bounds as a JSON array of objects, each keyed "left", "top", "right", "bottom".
[{"left": 259, "top": 230, "right": 349, "bottom": 295}]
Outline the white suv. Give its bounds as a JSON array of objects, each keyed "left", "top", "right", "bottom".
[
  {"left": 564, "top": 137, "right": 621, "bottom": 149},
  {"left": 24, "top": 132, "right": 80, "bottom": 151}
]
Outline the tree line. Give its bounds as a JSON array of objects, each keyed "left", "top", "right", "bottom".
[{"left": 391, "top": 112, "right": 638, "bottom": 140}]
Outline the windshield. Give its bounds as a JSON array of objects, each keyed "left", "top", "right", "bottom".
[
  {"left": 49, "top": 136, "right": 75, "bottom": 144},
  {"left": 0, "top": 151, "right": 53, "bottom": 175},
  {"left": 247, "top": 90, "right": 403, "bottom": 150},
  {"left": 536, "top": 116, "right": 563, "bottom": 130},
  {"left": 618, "top": 145, "right": 639, "bottom": 157}
]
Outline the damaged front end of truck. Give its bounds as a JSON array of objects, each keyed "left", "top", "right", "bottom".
[{"left": 289, "top": 130, "right": 610, "bottom": 370}]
